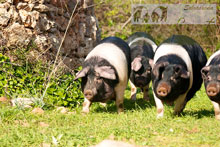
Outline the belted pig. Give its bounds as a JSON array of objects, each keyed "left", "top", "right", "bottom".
[
  {"left": 74, "top": 37, "right": 131, "bottom": 113},
  {"left": 127, "top": 32, "right": 157, "bottom": 101},
  {"left": 152, "top": 35, "right": 207, "bottom": 118},
  {"left": 201, "top": 50, "right": 220, "bottom": 120}
]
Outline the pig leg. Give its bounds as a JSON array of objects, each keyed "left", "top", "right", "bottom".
[
  {"left": 82, "top": 98, "right": 92, "bottom": 113},
  {"left": 143, "top": 84, "right": 150, "bottom": 101},
  {"left": 211, "top": 101, "right": 220, "bottom": 120},
  {"left": 174, "top": 93, "right": 187, "bottom": 116},
  {"left": 115, "top": 86, "right": 126, "bottom": 113},
  {"left": 130, "top": 80, "right": 137, "bottom": 101},
  {"left": 153, "top": 91, "right": 164, "bottom": 118},
  {"left": 116, "top": 92, "right": 124, "bottom": 113}
]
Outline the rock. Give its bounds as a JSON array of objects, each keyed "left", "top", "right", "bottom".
[
  {"left": 56, "top": 106, "right": 68, "bottom": 114},
  {"left": 39, "top": 122, "right": 49, "bottom": 127},
  {"left": 11, "top": 98, "right": 35, "bottom": 108},
  {"left": 1, "top": 0, "right": 100, "bottom": 69},
  {"left": 34, "top": 4, "right": 50, "bottom": 12},
  {"left": 54, "top": 16, "right": 68, "bottom": 31},
  {"left": 62, "top": 34, "right": 77, "bottom": 54},
  {"left": 38, "top": 14, "right": 55, "bottom": 31},
  {"left": 79, "top": 23, "right": 86, "bottom": 43},
  {"left": 0, "top": 8, "right": 10, "bottom": 26},
  {"left": 7, "top": 0, "right": 13, "bottom": 4},
  {"left": 41, "top": 143, "right": 51, "bottom": 147},
  {"left": 17, "top": 2, "right": 34, "bottom": 11},
  {"left": 19, "top": 9, "right": 40, "bottom": 28},
  {"left": 50, "top": 0, "right": 69, "bottom": 8},
  {"left": 0, "top": 96, "right": 11, "bottom": 105},
  {"left": 8, "top": 5, "right": 20, "bottom": 22},
  {"left": 4, "top": 23, "right": 33, "bottom": 47},
  {"left": 48, "top": 33, "right": 60, "bottom": 51},
  {"left": 32, "top": 107, "right": 44, "bottom": 115},
  {"left": 0, "top": 96, "right": 9, "bottom": 102},
  {"left": 85, "top": 37, "right": 93, "bottom": 51},
  {"left": 0, "top": 2, "right": 10, "bottom": 9},
  {"left": 38, "top": 0, "right": 45, "bottom": 4},
  {"left": 34, "top": 35, "right": 52, "bottom": 52}
]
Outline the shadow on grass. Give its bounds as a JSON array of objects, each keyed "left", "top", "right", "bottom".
[
  {"left": 93, "top": 97, "right": 155, "bottom": 113},
  {"left": 182, "top": 109, "right": 215, "bottom": 119}
]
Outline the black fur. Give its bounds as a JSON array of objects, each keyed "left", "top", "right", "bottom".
[
  {"left": 130, "top": 44, "right": 154, "bottom": 61},
  {"left": 127, "top": 32, "right": 156, "bottom": 88},
  {"left": 202, "top": 53, "right": 220, "bottom": 102},
  {"left": 159, "top": 35, "right": 207, "bottom": 101},
  {"left": 209, "top": 54, "right": 220, "bottom": 65},
  {"left": 127, "top": 32, "right": 156, "bottom": 44},
  {"left": 203, "top": 65, "right": 220, "bottom": 102},
  {"left": 99, "top": 37, "right": 131, "bottom": 77},
  {"left": 153, "top": 54, "right": 190, "bottom": 101},
  {"left": 127, "top": 32, "right": 155, "bottom": 61},
  {"left": 82, "top": 57, "right": 119, "bottom": 102}
]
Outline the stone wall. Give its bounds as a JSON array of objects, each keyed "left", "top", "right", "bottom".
[{"left": 0, "top": 0, "right": 101, "bottom": 69}]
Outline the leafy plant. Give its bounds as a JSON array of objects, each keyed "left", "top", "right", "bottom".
[{"left": 0, "top": 53, "right": 84, "bottom": 109}]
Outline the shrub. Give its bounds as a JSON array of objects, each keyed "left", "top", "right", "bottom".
[{"left": 0, "top": 53, "right": 84, "bottom": 108}]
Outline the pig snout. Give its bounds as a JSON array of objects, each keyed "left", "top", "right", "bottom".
[
  {"left": 156, "top": 82, "right": 171, "bottom": 97},
  {"left": 84, "top": 90, "right": 94, "bottom": 100},
  {"left": 206, "top": 83, "right": 219, "bottom": 97}
]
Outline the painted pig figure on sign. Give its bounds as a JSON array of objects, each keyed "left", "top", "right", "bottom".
[
  {"left": 201, "top": 50, "right": 220, "bottom": 120},
  {"left": 152, "top": 35, "right": 207, "bottom": 118},
  {"left": 74, "top": 37, "right": 131, "bottom": 113},
  {"left": 127, "top": 32, "right": 157, "bottom": 101}
]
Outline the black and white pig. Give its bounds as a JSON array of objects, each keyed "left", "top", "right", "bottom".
[
  {"left": 152, "top": 35, "right": 207, "bottom": 118},
  {"left": 127, "top": 32, "right": 157, "bottom": 101},
  {"left": 201, "top": 50, "right": 220, "bottom": 120},
  {"left": 74, "top": 37, "right": 131, "bottom": 113}
]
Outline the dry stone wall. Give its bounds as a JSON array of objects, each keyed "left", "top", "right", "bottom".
[{"left": 0, "top": 0, "right": 101, "bottom": 69}]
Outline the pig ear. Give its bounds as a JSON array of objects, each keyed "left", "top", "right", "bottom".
[
  {"left": 131, "top": 57, "right": 142, "bottom": 72},
  {"left": 152, "top": 61, "right": 169, "bottom": 77},
  {"left": 95, "top": 66, "right": 116, "bottom": 80},
  {"left": 149, "top": 59, "right": 154, "bottom": 68},
  {"left": 74, "top": 66, "right": 90, "bottom": 80},
  {"left": 201, "top": 66, "right": 210, "bottom": 78},
  {"left": 180, "top": 71, "right": 190, "bottom": 79}
]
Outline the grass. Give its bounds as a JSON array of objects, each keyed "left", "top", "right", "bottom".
[
  {"left": 0, "top": 0, "right": 219, "bottom": 146},
  {"left": 1, "top": 85, "right": 220, "bottom": 147}
]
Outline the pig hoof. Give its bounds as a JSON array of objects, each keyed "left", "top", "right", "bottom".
[
  {"left": 82, "top": 108, "right": 90, "bottom": 114},
  {"left": 131, "top": 94, "right": 136, "bottom": 101},
  {"left": 118, "top": 110, "right": 124, "bottom": 114},
  {"left": 215, "top": 115, "right": 220, "bottom": 120},
  {"left": 143, "top": 96, "right": 150, "bottom": 101},
  {"left": 117, "top": 107, "right": 124, "bottom": 114},
  {"left": 157, "top": 108, "right": 164, "bottom": 118},
  {"left": 157, "top": 115, "right": 163, "bottom": 119},
  {"left": 173, "top": 111, "right": 182, "bottom": 116}
]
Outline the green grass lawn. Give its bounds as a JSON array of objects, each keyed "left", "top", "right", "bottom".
[{"left": 1, "top": 85, "right": 220, "bottom": 147}]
